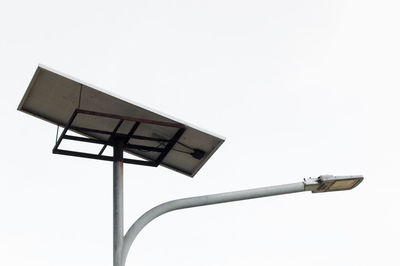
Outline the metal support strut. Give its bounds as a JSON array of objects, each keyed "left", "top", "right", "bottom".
[{"left": 113, "top": 138, "right": 124, "bottom": 266}]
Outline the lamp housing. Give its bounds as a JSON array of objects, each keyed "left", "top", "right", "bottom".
[{"left": 304, "top": 175, "right": 363, "bottom": 193}]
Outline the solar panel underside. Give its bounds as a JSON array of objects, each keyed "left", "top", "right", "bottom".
[{"left": 18, "top": 65, "right": 224, "bottom": 177}]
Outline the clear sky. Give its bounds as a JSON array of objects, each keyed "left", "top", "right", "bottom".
[{"left": 1, "top": 1, "right": 399, "bottom": 265}]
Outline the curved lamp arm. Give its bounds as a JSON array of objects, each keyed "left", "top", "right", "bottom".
[
  {"left": 121, "top": 182, "right": 306, "bottom": 265},
  {"left": 121, "top": 174, "right": 364, "bottom": 265}
]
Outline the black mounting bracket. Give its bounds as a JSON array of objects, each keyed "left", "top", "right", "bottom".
[{"left": 53, "top": 109, "right": 186, "bottom": 166}]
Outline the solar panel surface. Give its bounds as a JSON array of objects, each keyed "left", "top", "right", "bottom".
[{"left": 18, "top": 65, "right": 224, "bottom": 177}]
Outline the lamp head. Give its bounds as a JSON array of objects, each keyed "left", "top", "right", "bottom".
[{"left": 304, "top": 175, "right": 363, "bottom": 193}]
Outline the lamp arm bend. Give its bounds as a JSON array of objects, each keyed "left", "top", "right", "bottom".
[{"left": 121, "top": 181, "right": 306, "bottom": 265}]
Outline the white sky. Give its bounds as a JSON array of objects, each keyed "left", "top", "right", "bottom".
[{"left": 1, "top": 0, "right": 400, "bottom": 265}]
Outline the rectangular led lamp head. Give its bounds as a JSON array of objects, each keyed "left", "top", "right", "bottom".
[{"left": 305, "top": 175, "right": 364, "bottom": 193}]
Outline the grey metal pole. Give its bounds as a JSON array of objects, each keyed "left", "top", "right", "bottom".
[
  {"left": 113, "top": 138, "right": 124, "bottom": 266},
  {"left": 121, "top": 182, "right": 305, "bottom": 265}
]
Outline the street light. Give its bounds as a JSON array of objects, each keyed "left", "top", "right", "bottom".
[{"left": 18, "top": 66, "right": 364, "bottom": 266}]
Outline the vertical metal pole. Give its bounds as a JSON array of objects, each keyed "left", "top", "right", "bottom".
[{"left": 113, "top": 138, "right": 124, "bottom": 266}]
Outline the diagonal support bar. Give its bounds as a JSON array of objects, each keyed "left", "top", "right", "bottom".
[{"left": 99, "top": 119, "right": 124, "bottom": 155}]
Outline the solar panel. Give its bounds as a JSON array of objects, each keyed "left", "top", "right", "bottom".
[{"left": 18, "top": 65, "right": 224, "bottom": 177}]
